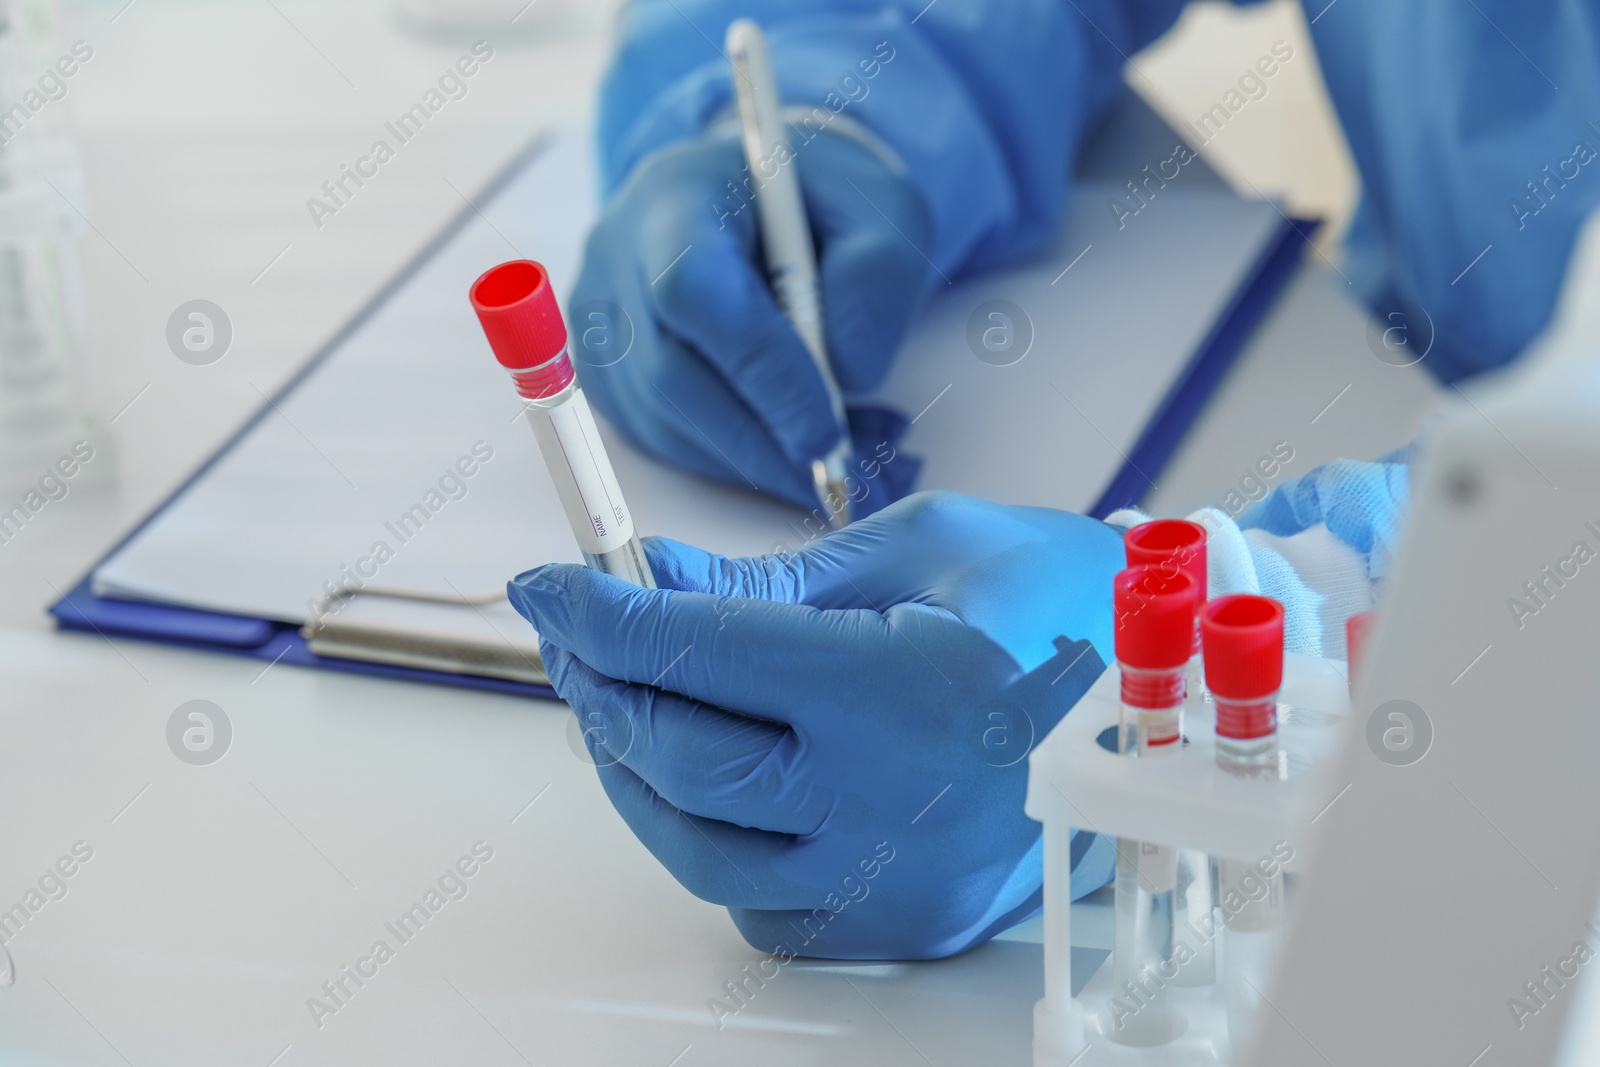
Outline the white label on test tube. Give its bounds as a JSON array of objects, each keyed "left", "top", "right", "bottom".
[
  {"left": 522, "top": 389, "right": 636, "bottom": 557},
  {"left": 471, "top": 258, "right": 653, "bottom": 586}
]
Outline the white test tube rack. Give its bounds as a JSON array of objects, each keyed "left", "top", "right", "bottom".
[{"left": 1025, "top": 651, "right": 1351, "bottom": 1066}]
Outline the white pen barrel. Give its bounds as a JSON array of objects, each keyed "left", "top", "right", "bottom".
[
  {"left": 772, "top": 269, "right": 849, "bottom": 426},
  {"left": 728, "top": 19, "right": 850, "bottom": 428},
  {"left": 727, "top": 19, "right": 854, "bottom": 528}
]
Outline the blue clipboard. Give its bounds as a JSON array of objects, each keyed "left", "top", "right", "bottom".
[{"left": 49, "top": 120, "right": 1319, "bottom": 703}]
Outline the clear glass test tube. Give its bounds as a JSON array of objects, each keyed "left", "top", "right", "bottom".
[
  {"left": 1111, "top": 836, "right": 1183, "bottom": 1045},
  {"left": 1107, "top": 566, "right": 1197, "bottom": 1046},
  {"left": 470, "top": 260, "right": 655, "bottom": 589},
  {"left": 1217, "top": 854, "right": 1284, "bottom": 1060},
  {"left": 514, "top": 372, "right": 655, "bottom": 587},
  {"left": 1203, "top": 594, "right": 1288, "bottom": 1060},
  {"left": 1171, "top": 846, "right": 1217, "bottom": 988},
  {"left": 1125, "top": 520, "right": 1216, "bottom": 987},
  {"left": 1174, "top": 624, "right": 1214, "bottom": 987}
]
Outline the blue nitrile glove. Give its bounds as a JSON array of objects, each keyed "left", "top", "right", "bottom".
[
  {"left": 569, "top": 130, "right": 928, "bottom": 516},
  {"left": 1239, "top": 456, "right": 1409, "bottom": 584},
  {"left": 598, "top": 0, "right": 1189, "bottom": 275},
  {"left": 600, "top": 0, "right": 1600, "bottom": 383},
  {"left": 508, "top": 491, "right": 1121, "bottom": 960}
]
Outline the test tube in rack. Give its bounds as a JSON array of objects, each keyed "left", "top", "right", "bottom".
[
  {"left": 1345, "top": 608, "right": 1377, "bottom": 698},
  {"left": 1125, "top": 519, "right": 1216, "bottom": 988},
  {"left": 1124, "top": 519, "right": 1209, "bottom": 711},
  {"left": 1108, "top": 565, "right": 1198, "bottom": 1046},
  {"left": 1203, "top": 594, "right": 1288, "bottom": 1061}
]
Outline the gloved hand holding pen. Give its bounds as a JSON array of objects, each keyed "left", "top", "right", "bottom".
[
  {"left": 569, "top": 128, "right": 930, "bottom": 518},
  {"left": 576, "top": 0, "right": 1587, "bottom": 516}
]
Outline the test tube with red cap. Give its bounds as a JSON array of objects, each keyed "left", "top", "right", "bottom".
[
  {"left": 1345, "top": 609, "right": 1377, "bottom": 699},
  {"left": 1107, "top": 565, "right": 1196, "bottom": 1046},
  {"left": 470, "top": 260, "right": 656, "bottom": 589},
  {"left": 1202, "top": 595, "right": 1285, "bottom": 778},
  {"left": 1125, "top": 519, "right": 1208, "bottom": 712},
  {"left": 1114, "top": 564, "right": 1197, "bottom": 756},
  {"left": 1202, "top": 594, "right": 1287, "bottom": 1059},
  {"left": 1125, "top": 520, "right": 1215, "bottom": 989}
]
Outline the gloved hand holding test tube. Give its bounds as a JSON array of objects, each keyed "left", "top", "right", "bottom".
[
  {"left": 726, "top": 19, "right": 854, "bottom": 529},
  {"left": 470, "top": 260, "right": 656, "bottom": 589}
]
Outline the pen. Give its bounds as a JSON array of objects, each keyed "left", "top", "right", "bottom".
[{"left": 726, "top": 18, "right": 854, "bottom": 531}]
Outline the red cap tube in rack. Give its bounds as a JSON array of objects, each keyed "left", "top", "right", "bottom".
[
  {"left": 1124, "top": 519, "right": 1208, "bottom": 596},
  {"left": 1125, "top": 519, "right": 1207, "bottom": 655},
  {"left": 1345, "top": 609, "right": 1377, "bottom": 698},
  {"left": 1113, "top": 566, "right": 1197, "bottom": 752},
  {"left": 1202, "top": 594, "right": 1285, "bottom": 747}
]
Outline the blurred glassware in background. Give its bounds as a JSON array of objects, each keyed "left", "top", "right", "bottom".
[
  {"left": 391, "top": 0, "right": 621, "bottom": 43},
  {"left": 0, "top": 0, "right": 104, "bottom": 496}
]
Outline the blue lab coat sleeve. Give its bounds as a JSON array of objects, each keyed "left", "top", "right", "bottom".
[
  {"left": 599, "top": 0, "right": 1600, "bottom": 383},
  {"left": 597, "top": 0, "right": 1201, "bottom": 279},
  {"left": 1304, "top": 0, "right": 1600, "bottom": 382}
]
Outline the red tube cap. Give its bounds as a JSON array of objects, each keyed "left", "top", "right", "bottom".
[
  {"left": 1202, "top": 595, "right": 1285, "bottom": 701},
  {"left": 1114, "top": 566, "right": 1198, "bottom": 671},
  {"left": 1125, "top": 520, "right": 1208, "bottom": 604},
  {"left": 470, "top": 260, "right": 573, "bottom": 398},
  {"left": 1346, "top": 610, "right": 1377, "bottom": 696}
]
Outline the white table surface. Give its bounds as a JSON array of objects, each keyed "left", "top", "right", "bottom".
[{"left": 0, "top": 2, "right": 1441, "bottom": 1064}]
